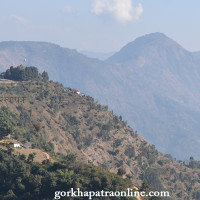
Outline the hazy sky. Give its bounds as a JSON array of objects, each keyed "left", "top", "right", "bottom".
[{"left": 0, "top": 0, "right": 200, "bottom": 52}]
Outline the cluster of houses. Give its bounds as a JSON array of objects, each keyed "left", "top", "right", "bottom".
[{"left": 11, "top": 140, "right": 31, "bottom": 149}]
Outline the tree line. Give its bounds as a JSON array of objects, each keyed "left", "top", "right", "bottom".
[
  {"left": 0, "top": 149, "right": 136, "bottom": 200},
  {"left": 0, "top": 65, "right": 49, "bottom": 81}
]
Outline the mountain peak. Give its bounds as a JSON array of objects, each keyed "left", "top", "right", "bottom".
[
  {"left": 133, "top": 32, "right": 176, "bottom": 46},
  {"left": 107, "top": 32, "right": 188, "bottom": 64},
  {"left": 137, "top": 32, "right": 168, "bottom": 40}
]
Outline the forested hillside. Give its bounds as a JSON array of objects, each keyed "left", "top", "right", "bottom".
[
  {"left": 0, "top": 66, "right": 200, "bottom": 199},
  {"left": 0, "top": 148, "right": 135, "bottom": 200}
]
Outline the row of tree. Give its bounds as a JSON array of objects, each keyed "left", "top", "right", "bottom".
[{"left": 0, "top": 65, "right": 49, "bottom": 81}]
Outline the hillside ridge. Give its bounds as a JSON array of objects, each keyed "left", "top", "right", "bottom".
[{"left": 1, "top": 71, "right": 200, "bottom": 199}]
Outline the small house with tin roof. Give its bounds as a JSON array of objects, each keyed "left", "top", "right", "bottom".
[{"left": 23, "top": 142, "right": 31, "bottom": 149}]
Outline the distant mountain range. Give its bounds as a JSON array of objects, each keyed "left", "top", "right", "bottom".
[{"left": 0, "top": 32, "right": 200, "bottom": 160}]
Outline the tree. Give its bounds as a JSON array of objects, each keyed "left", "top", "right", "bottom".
[
  {"left": 125, "top": 145, "right": 135, "bottom": 158},
  {"left": 141, "top": 182, "right": 151, "bottom": 200},
  {"left": 0, "top": 108, "right": 15, "bottom": 139},
  {"left": 4, "top": 69, "right": 11, "bottom": 79},
  {"left": 27, "top": 153, "right": 36, "bottom": 163},
  {"left": 7, "top": 146, "right": 14, "bottom": 155},
  {"left": 42, "top": 71, "right": 49, "bottom": 81},
  {"left": 144, "top": 168, "right": 165, "bottom": 191},
  {"left": 19, "top": 154, "right": 26, "bottom": 160},
  {"left": 117, "top": 168, "right": 126, "bottom": 176},
  {"left": 3, "top": 189, "right": 17, "bottom": 200}
]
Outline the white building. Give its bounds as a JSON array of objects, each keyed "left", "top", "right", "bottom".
[
  {"left": 14, "top": 143, "right": 21, "bottom": 148},
  {"left": 11, "top": 140, "right": 21, "bottom": 148}
]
